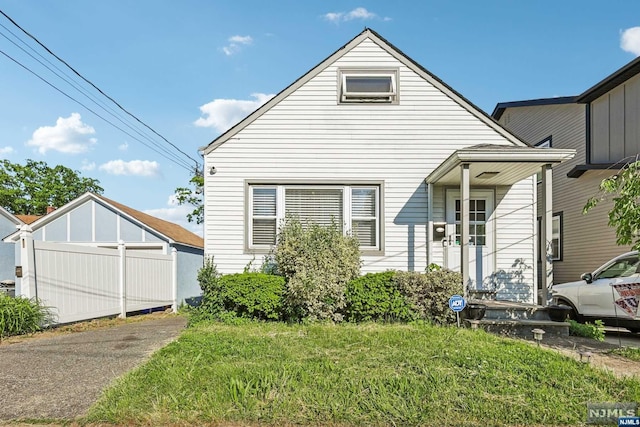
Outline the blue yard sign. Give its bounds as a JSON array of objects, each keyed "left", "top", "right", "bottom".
[{"left": 449, "top": 295, "right": 466, "bottom": 312}]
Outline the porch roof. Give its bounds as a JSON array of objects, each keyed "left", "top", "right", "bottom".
[{"left": 425, "top": 144, "right": 575, "bottom": 186}]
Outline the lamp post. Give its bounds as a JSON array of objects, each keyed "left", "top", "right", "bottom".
[{"left": 532, "top": 328, "right": 546, "bottom": 346}]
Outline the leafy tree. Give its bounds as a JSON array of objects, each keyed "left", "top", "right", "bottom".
[
  {"left": 0, "top": 159, "right": 103, "bottom": 215},
  {"left": 584, "top": 161, "right": 640, "bottom": 251},
  {"left": 174, "top": 173, "right": 204, "bottom": 224}
]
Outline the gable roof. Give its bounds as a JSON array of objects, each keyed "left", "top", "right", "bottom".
[
  {"left": 15, "top": 214, "right": 40, "bottom": 225},
  {"left": 577, "top": 55, "right": 640, "bottom": 103},
  {"left": 202, "top": 28, "right": 528, "bottom": 155},
  {"left": 0, "top": 206, "right": 23, "bottom": 226},
  {"left": 4, "top": 193, "right": 203, "bottom": 249},
  {"left": 491, "top": 96, "right": 577, "bottom": 120},
  {"left": 94, "top": 194, "right": 203, "bottom": 248}
]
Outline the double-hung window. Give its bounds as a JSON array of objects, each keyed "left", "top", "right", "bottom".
[
  {"left": 339, "top": 69, "right": 398, "bottom": 104},
  {"left": 248, "top": 184, "right": 381, "bottom": 250}
]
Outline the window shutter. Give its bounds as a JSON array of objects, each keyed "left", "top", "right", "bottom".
[
  {"left": 352, "top": 188, "right": 377, "bottom": 247},
  {"left": 252, "top": 188, "right": 276, "bottom": 245},
  {"left": 285, "top": 188, "right": 343, "bottom": 229}
]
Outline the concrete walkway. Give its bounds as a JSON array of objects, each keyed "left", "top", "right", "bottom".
[{"left": 0, "top": 315, "right": 187, "bottom": 421}]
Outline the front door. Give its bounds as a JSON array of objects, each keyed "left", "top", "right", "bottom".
[{"left": 445, "top": 189, "right": 495, "bottom": 289}]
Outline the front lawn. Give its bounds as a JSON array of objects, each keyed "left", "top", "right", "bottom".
[{"left": 86, "top": 322, "right": 640, "bottom": 426}]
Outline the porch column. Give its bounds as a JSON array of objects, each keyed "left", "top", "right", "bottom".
[
  {"left": 460, "top": 163, "right": 470, "bottom": 298},
  {"left": 540, "top": 164, "right": 553, "bottom": 306}
]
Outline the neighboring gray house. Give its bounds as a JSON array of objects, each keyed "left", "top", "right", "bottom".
[
  {"left": 0, "top": 206, "right": 23, "bottom": 285},
  {"left": 493, "top": 55, "right": 640, "bottom": 285},
  {"left": 4, "top": 192, "right": 204, "bottom": 304},
  {"left": 200, "top": 28, "right": 574, "bottom": 303}
]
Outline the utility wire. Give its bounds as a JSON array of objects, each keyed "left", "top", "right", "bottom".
[
  {"left": 0, "top": 25, "right": 193, "bottom": 170},
  {"left": 0, "top": 47, "right": 194, "bottom": 172},
  {"left": 0, "top": 8, "right": 201, "bottom": 170}
]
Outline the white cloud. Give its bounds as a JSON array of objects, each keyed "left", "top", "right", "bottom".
[
  {"left": 118, "top": 142, "right": 129, "bottom": 151},
  {"left": 324, "top": 7, "right": 388, "bottom": 23},
  {"left": 80, "top": 159, "right": 96, "bottom": 171},
  {"left": 26, "top": 113, "right": 97, "bottom": 154},
  {"left": 621, "top": 27, "right": 640, "bottom": 56},
  {"left": 144, "top": 195, "right": 203, "bottom": 237},
  {"left": 99, "top": 159, "right": 160, "bottom": 177},
  {"left": 0, "top": 146, "right": 14, "bottom": 157},
  {"left": 194, "top": 93, "right": 274, "bottom": 133},
  {"left": 221, "top": 34, "right": 253, "bottom": 56}
]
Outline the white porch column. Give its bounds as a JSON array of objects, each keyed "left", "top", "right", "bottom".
[
  {"left": 541, "top": 164, "right": 553, "bottom": 306},
  {"left": 460, "top": 164, "right": 470, "bottom": 298},
  {"left": 18, "top": 225, "right": 36, "bottom": 299}
]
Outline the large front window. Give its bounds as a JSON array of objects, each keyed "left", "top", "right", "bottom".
[{"left": 249, "top": 184, "right": 380, "bottom": 250}]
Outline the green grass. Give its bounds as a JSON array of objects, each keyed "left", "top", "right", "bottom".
[
  {"left": 609, "top": 347, "right": 640, "bottom": 362},
  {"left": 86, "top": 322, "right": 640, "bottom": 426}
]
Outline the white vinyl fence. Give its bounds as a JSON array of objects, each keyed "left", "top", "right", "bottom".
[{"left": 18, "top": 229, "right": 176, "bottom": 324}]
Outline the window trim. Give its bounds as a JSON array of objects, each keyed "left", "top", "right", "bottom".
[
  {"left": 338, "top": 68, "right": 399, "bottom": 105},
  {"left": 537, "top": 211, "right": 562, "bottom": 262},
  {"left": 245, "top": 180, "right": 384, "bottom": 255}
]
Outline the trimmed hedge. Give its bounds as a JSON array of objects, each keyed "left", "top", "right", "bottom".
[
  {"left": 218, "top": 273, "right": 285, "bottom": 320},
  {"left": 345, "top": 271, "right": 415, "bottom": 322}
]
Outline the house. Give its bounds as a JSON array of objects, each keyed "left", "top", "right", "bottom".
[
  {"left": 492, "top": 55, "right": 640, "bottom": 285},
  {"left": 201, "top": 28, "right": 575, "bottom": 303},
  {"left": 4, "top": 192, "right": 204, "bottom": 305},
  {"left": 0, "top": 206, "right": 23, "bottom": 285}
]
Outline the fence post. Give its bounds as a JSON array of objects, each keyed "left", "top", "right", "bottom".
[
  {"left": 171, "top": 247, "right": 178, "bottom": 312},
  {"left": 118, "top": 240, "right": 126, "bottom": 318},
  {"left": 18, "top": 225, "right": 36, "bottom": 299}
]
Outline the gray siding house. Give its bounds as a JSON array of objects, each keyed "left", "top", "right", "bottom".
[
  {"left": 0, "top": 206, "right": 23, "bottom": 285},
  {"left": 4, "top": 192, "right": 204, "bottom": 304},
  {"left": 201, "top": 29, "right": 574, "bottom": 303},
  {"left": 493, "top": 56, "right": 640, "bottom": 285}
]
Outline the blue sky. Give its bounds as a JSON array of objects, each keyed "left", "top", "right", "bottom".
[{"left": 1, "top": 1, "right": 639, "bottom": 236}]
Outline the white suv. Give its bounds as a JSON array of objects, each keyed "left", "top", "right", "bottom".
[{"left": 550, "top": 251, "right": 640, "bottom": 333}]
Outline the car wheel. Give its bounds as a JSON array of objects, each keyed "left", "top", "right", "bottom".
[{"left": 557, "top": 301, "right": 577, "bottom": 321}]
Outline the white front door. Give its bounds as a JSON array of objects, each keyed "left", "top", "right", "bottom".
[{"left": 445, "top": 189, "right": 495, "bottom": 289}]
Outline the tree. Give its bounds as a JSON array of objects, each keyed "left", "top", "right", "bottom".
[
  {"left": 174, "top": 173, "right": 204, "bottom": 224},
  {"left": 584, "top": 160, "right": 640, "bottom": 251},
  {"left": 0, "top": 159, "right": 103, "bottom": 215}
]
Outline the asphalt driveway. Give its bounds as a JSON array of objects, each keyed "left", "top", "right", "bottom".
[{"left": 0, "top": 314, "right": 187, "bottom": 421}]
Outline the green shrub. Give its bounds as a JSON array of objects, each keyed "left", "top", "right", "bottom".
[
  {"left": 345, "top": 271, "right": 415, "bottom": 322},
  {"left": 0, "top": 295, "right": 52, "bottom": 339},
  {"left": 218, "top": 273, "right": 285, "bottom": 320},
  {"left": 568, "top": 319, "right": 605, "bottom": 341},
  {"left": 275, "top": 216, "right": 361, "bottom": 322},
  {"left": 196, "top": 257, "right": 223, "bottom": 316},
  {"left": 394, "top": 269, "right": 463, "bottom": 325}
]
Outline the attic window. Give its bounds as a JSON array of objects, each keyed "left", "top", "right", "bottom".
[{"left": 339, "top": 70, "right": 398, "bottom": 104}]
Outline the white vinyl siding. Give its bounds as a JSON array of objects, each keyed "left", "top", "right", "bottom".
[{"left": 206, "top": 37, "right": 534, "bottom": 285}]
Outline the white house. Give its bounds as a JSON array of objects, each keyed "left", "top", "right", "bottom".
[{"left": 201, "top": 29, "right": 575, "bottom": 303}]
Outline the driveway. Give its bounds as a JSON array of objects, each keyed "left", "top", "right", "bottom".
[
  {"left": 0, "top": 314, "right": 187, "bottom": 421},
  {"left": 604, "top": 327, "right": 640, "bottom": 348}
]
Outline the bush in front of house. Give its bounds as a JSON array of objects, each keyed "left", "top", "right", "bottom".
[
  {"left": 196, "top": 256, "right": 223, "bottom": 317},
  {"left": 394, "top": 269, "right": 463, "bottom": 325},
  {"left": 345, "top": 271, "right": 415, "bottom": 322},
  {"left": 218, "top": 273, "right": 285, "bottom": 320},
  {"left": 275, "top": 216, "right": 361, "bottom": 322},
  {"left": 568, "top": 319, "right": 605, "bottom": 341},
  {"left": 0, "top": 294, "right": 52, "bottom": 339}
]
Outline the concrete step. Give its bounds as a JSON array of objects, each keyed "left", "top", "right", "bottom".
[
  {"left": 469, "top": 300, "right": 552, "bottom": 321},
  {"left": 464, "top": 318, "right": 569, "bottom": 338}
]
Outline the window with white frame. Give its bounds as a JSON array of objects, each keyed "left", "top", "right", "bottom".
[
  {"left": 537, "top": 212, "right": 562, "bottom": 261},
  {"left": 249, "top": 185, "right": 380, "bottom": 249},
  {"left": 339, "top": 69, "right": 397, "bottom": 104}
]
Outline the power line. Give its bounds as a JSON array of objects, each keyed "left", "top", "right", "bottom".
[
  {"left": 0, "top": 8, "right": 201, "bottom": 170},
  {"left": 0, "top": 48, "right": 194, "bottom": 172},
  {"left": 0, "top": 25, "right": 193, "bottom": 170}
]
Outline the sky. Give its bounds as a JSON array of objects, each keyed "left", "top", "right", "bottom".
[{"left": 0, "top": 1, "right": 639, "bottom": 237}]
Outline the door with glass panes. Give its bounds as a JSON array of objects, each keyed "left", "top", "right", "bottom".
[{"left": 444, "top": 189, "right": 495, "bottom": 289}]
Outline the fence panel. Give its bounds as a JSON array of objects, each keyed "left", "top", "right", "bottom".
[
  {"left": 34, "top": 241, "right": 121, "bottom": 324},
  {"left": 125, "top": 251, "right": 173, "bottom": 312}
]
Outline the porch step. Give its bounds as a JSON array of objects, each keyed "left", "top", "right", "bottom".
[
  {"left": 464, "top": 318, "right": 569, "bottom": 337},
  {"left": 472, "top": 300, "right": 552, "bottom": 321}
]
